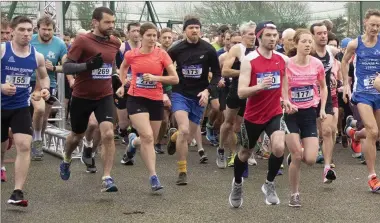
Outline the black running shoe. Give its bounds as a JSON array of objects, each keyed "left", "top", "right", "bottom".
[{"left": 8, "top": 190, "right": 28, "bottom": 207}]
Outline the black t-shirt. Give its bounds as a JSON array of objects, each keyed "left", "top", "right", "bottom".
[{"left": 312, "top": 50, "right": 334, "bottom": 106}]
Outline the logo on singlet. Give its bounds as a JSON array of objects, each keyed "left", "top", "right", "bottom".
[{"left": 8, "top": 56, "right": 15, "bottom": 63}]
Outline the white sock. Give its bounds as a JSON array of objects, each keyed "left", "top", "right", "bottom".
[
  {"left": 324, "top": 164, "right": 330, "bottom": 170},
  {"left": 83, "top": 137, "right": 93, "bottom": 148},
  {"left": 368, "top": 174, "right": 376, "bottom": 179},
  {"left": 1, "top": 166, "right": 5, "bottom": 171},
  {"left": 198, "top": 148, "right": 204, "bottom": 152},
  {"left": 102, "top": 176, "right": 111, "bottom": 180},
  {"left": 34, "top": 130, "right": 42, "bottom": 141}
]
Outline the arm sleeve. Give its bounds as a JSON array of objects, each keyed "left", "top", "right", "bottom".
[
  {"left": 115, "top": 50, "right": 123, "bottom": 69},
  {"left": 62, "top": 58, "right": 87, "bottom": 74}
]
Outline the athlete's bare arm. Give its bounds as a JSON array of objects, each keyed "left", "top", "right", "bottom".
[
  {"left": 318, "top": 75, "right": 328, "bottom": 113},
  {"left": 238, "top": 57, "right": 268, "bottom": 99},
  {"left": 219, "top": 52, "right": 227, "bottom": 70},
  {"left": 149, "top": 63, "right": 179, "bottom": 85},
  {"left": 35, "top": 52, "right": 50, "bottom": 90},
  {"left": 222, "top": 45, "right": 241, "bottom": 78},
  {"left": 119, "top": 59, "right": 131, "bottom": 88},
  {"left": 341, "top": 39, "right": 358, "bottom": 86}
]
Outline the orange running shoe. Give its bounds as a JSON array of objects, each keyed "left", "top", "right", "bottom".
[{"left": 368, "top": 176, "right": 380, "bottom": 193}]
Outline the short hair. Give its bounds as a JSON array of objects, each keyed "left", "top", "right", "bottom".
[
  {"left": 160, "top": 28, "right": 172, "bottom": 36},
  {"left": 92, "top": 7, "right": 114, "bottom": 21},
  {"left": 328, "top": 31, "right": 339, "bottom": 46},
  {"left": 112, "top": 29, "right": 121, "bottom": 38},
  {"left": 127, "top": 22, "right": 140, "bottom": 32},
  {"left": 10, "top": 16, "right": 33, "bottom": 29},
  {"left": 230, "top": 31, "right": 241, "bottom": 38},
  {"left": 282, "top": 28, "right": 296, "bottom": 39},
  {"left": 365, "top": 8, "right": 380, "bottom": 19},
  {"left": 116, "top": 28, "right": 126, "bottom": 38},
  {"left": 37, "top": 15, "right": 56, "bottom": 29},
  {"left": 217, "top": 25, "right": 230, "bottom": 35},
  {"left": 140, "top": 22, "right": 157, "bottom": 36},
  {"left": 239, "top": 21, "right": 256, "bottom": 35},
  {"left": 310, "top": 22, "right": 326, "bottom": 35},
  {"left": 63, "top": 31, "right": 72, "bottom": 37},
  {"left": 1, "top": 19, "right": 10, "bottom": 29}
]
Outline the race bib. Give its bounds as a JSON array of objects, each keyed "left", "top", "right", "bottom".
[
  {"left": 364, "top": 75, "right": 376, "bottom": 89},
  {"left": 6, "top": 75, "right": 31, "bottom": 88},
  {"left": 256, "top": 71, "right": 281, "bottom": 90},
  {"left": 136, "top": 73, "right": 157, "bottom": 89},
  {"left": 182, "top": 64, "right": 202, "bottom": 79},
  {"left": 92, "top": 63, "right": 112, "bottom": 79},
  {"left": 291, "top": 85, "right": 313, "bottom": 102}
]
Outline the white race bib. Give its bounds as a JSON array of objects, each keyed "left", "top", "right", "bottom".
[
  {"left": 182, "top": 64, "right": 202, "bottom": 79},
  {"left": 256, "top": 71, "right": 281, "bottom": 90},
  {"left": 136, "top": 73, "right": 157, "bottom": 89},
  {"left": 364, "top": 75, "right": 376, "bottom": 89},
  {"left": 291, "top": 85, "right": 313, "bottom": 102},
  {"left": 6, "top": 75, "right": 31, "bottom": 88},
  {"left": 92, "top": 64, "right": 112, "bottom": 79}
]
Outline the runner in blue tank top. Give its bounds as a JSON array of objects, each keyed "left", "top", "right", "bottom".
[
  {"left": 1, "top": 16, "right": 50, "bottom": 207},
  {"left": 342, "top": 9, "right": 380, "bottom": 193}
]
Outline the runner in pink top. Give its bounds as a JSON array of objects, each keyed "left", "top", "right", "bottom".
[{"left": 283, "top": 29, "right": 328, "bottom": 208}]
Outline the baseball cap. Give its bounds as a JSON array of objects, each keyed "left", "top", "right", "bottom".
[
  {"left": 341, "top": 37, "right": 352, "bottom": 48},
  {"left": 255, "top": 21, "right": 277, "bottom": 38}
]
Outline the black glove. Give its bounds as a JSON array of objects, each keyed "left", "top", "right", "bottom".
[{"left": 86, "top": 53, "right": 104, "bottom": 70}]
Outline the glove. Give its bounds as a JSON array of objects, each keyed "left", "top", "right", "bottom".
[{"left": 86, "top": 53, "right": 104, "bottom": 70}]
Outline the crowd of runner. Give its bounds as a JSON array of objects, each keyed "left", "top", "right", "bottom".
[{"left": 1, "top": 6, "right": 380, "bottom": 208}]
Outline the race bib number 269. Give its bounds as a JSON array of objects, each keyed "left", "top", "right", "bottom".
[{"left": 92, "top": 64, "right": 112, "bottom": 79}]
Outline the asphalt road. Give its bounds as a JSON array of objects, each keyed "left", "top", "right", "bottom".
[{"left": 1, "top": 139, "right": 380, "bottom": 223}]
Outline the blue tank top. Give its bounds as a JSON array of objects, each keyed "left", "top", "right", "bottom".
[
  {"left": 1, "top": 42, "right": 38, "bottom": 109},
  {"left": 353, "top": 35, "right": 380, "bottom": 94}
]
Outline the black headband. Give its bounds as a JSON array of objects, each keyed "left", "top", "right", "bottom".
[{"left": 183, "top": 19, "right": 201, "bottom": 31}]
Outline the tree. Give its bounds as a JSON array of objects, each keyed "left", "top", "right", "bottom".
[
  {"left": 169, "top": 2, "right": 195, "bottom": 21},
  {"left": 194, "top": 1, "right": 310, "bottom": 31},
  {"left": 345, "top": 1, "right": 380, "bottom": 37},
  {"left": 330, "top": 15, "right": 348, "bottom": 40},
  {"left": 73, "top": 1, "right": 96, "bottom": 30}
]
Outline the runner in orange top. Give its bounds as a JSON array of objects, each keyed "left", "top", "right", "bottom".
[{"left": 116, "top": 22, "right": 178, "bottom": 192}]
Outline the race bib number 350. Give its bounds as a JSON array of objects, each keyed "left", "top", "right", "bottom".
[
  {"left": 6, "top": 75, "right": 31, "bottom": 88},
  {"left": 256, "top": 71, "right": 281, "bottom": 89},
  {"left": 136, "top": 73, "right": 157, "bottom": 89},
  {"left": 182, "top": 64, "right": 202, "bottom": 79},
  {"left": 92, "top": 64, "right": 112, "bottom": 79},
  {"left": 291, "top": 85, "right": 313, "bottom": 102}
]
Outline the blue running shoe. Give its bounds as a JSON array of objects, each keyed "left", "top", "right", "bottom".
[
  {"left": 316, "top": 149, "right": 324, "bottom": 164},
  {"left": 242, "top": 163, "right": 249, "bottom": 178},
  {"left": 150, "top": 175, "right": 164, "bottom": 192},
  {"left": 128, "top": 133, "right": 137, "bottom": 155},
  {"left": 277, "top": 169, "right": 283, "bottom": 176},
  {"left": 60, "top": 161, "right": 71, "bottom": 181},
  {"left": 101, "top": 177, "right": 118, "bottom": 192}
]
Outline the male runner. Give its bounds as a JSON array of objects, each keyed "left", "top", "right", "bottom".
[
  {"left": 228, "top": 21, "right": 294, "bottom": 208},
  {"left": 2, "top": 16, "right": 50, "bottom": 206},
  {"left": 277, "top": 28, "right": 295, "bottom": 55},
  {"left": 310, "top": 22, "right": 338, "bottom": 183},
  {"left": 166, "top": 15, "right": 221, "bottom": 185},
  {"left": 61, "top": 7, "right": 120, "bottom": 192},
  {"left": 219, "top": 21, "right": 256, "bottom": 169},
  {"left": 29, "top": 15, "right": 67, "bottom": 160},
  {"left": 1, "top": 19, "right": 12, "bottom": 42},
  {"left": 342, "top": 9, "right": 380, "bottom": 192}
]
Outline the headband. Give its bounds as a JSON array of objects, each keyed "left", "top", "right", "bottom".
[{"left": 183, "top": 19, "right": 202, "bottom": 31}]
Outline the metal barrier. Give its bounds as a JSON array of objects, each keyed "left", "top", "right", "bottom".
[{"left": 43, "top": 72, "right": 83, "bottom": 159}]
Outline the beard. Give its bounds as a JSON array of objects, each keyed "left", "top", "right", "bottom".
[
  {"left": 40, "top": 34, "right": 52, "bottom": 43},
  {"left": 99, "top": 27, "right": 113, "bottom": 36}
]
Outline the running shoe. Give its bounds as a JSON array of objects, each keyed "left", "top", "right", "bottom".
[
  {"left": 248, "top": 153, "right": 257, "bottom": 166},
  {"left": 121, "top": 153, "right": 135, "bottom": 165},
  {"left": 59, "top": 161, "right": 71, "bottom": 181},
  {"left": 368, "top": 175, "right": 380, "bottom": 193},
  {"left": 277, "top": 169, "right": 283, "bottom": 176},
  {"left": 1, "top": 167, "right": 7, "bottom": 182},
  {"left": 81, "top": 146, "right": 97, "bottom": 173},
  {"left": 206, "top": 124, "right": 216, "bottom": 143},
  {"left": 167, "top": 128, "right": 177, "bottom": 155},
  {"left": 289, "top": 193, "right": 301, "bottom": 207},
  {"left": 316, "top": 149, "right": 324, "bottom": 164},
  {"left": 261, "top": 181, "right": 280, "bottom": 205},
  {"left": 344, "top": 115, "right": 354, "bottom": 134},
  {"left": 323, "top": 168, "right": 337, "bottom": 184},
  {"left": 229, "top": 178, "right": 243, "bottom": 208},
  {"left": 216, "top": 148, "right": 227, "bottom": 168},
  {"left": 155, "top": 144, "right": 165, "bottom": 154},
  {"left": 31, "top": 140, "right": 44, "bottom": 161},
  {"left": 150, "top": 175, "right": 164, "bottom": 192},
  {"left": 176, "top": 172, "right": 188, "bottom": 185},
  {"left": 198, "top": 150, "right": 208, "bottom": 163},
  {"left": 7, "top": 190, "right": 28, "bottom": 207},
  {"left": 101, "top": 177, "right": 118, "bottom": 192}
]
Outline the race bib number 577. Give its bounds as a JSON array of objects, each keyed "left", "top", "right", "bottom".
[{"left": 256, "top": 71, "right": 281, "bottom": 89}]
